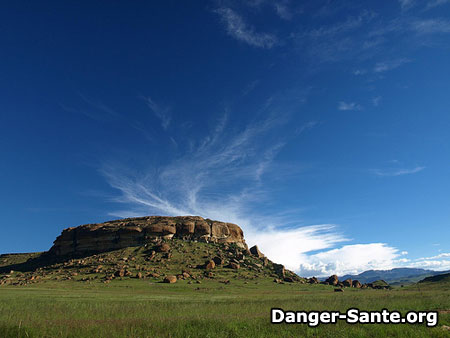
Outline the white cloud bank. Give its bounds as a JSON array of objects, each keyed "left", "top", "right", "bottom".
[{"left": 297, "top": 243, "right": 401, "bottom": 277}]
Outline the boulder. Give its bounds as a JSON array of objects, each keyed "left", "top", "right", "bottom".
[
  {"left": 114, "top": 269, "right": 125, "bottom": 277},
  {"left": 163, "top": 275, "right": 177, "bottom": 283},
  {"left": 249, "top": 245, "right": 264, "bottom": 258},
  {"left": 157, "top": 243, "right": 171, "bottom": 253},
  {"left": 308, "top": 277, "right": 319, "bottom": 284},
  {"left": 205, "top": 260, "right": 216, "bottom": 270},
  {"left": 213, "top": 256, "right": 224, "bottom": 266},
  {"left": 343, "top": 278, "right": 352, "bottom": 287},
  {"left": 325, "top": 275, "right": 339, "bottom": 286},
  {"left": 352, "top": 280, "right": 362, "bottom": 288},
  {"left": 228, "top": 262, "right": 240, "bottom": 270},
  {"left": 273, "top": 264, "right": 285, "bottom": 278}
]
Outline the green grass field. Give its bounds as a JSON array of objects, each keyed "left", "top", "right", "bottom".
[
  {"left": 1, "top": 277, "right": 449, "bottom": 337},
  {"left": 1, "top": 240, "right": 450, "bottom": 337}
]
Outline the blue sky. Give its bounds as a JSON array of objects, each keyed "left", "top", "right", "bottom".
[{"left": 1, "top": 0, "right": 449, "bottom": 276}]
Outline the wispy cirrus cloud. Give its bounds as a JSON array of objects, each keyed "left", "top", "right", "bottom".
[
  {"left": 242, "top": 79, "right": 260, "bottom": 96},
  {"left": 338, "top": 101, "right": 362, "bottom": 111},
  {"left": 101, "top": 110, "right": 289, "bottom": 220},
  {"left": 99, "top": 105, "right": 351, "bottom": 273},
  {"left": 295, "top": 121, "right": 318, "bottom": 135},
  {"left": 61, "top": 94, "right": 120, "bottom": 123},
  {"left": 215, "top": 7, "right": 277, "bottom": 48},
  {"left": 426, "top": 0, "right": 450, "bottom": 9},
  {"left": 372, "top": 96, "right": 382, "bottom": 106},
  {"left": 307, "top": 12, "right": 372, "bottom": 39},
  {"left": 296, "top": 10, "right": 377, "bottom": 63},
  {"left": 373, "top": 58, "right": 411, "bottom": 73},
  {"left": 142, "top": 96, "right": 171, "bottom": 130},
  {"left": 411, "top": 18, "right": 450, "bottom": 34},
  {"left": 98, "top": 101, "right": 416, "bottom": 277},
  {"left": 399, "top": 0, "right": 416, "bottom": 11},
  {"left": 243, "top": 0, "right": 297, "bottom": 20},
  {"left": 353, "top": 69, "right": 367, "bottom": 75},
  {"left": 369, "top": 15, "right": 450, "bottom": 37},
  {"left": 372, "top": 166, "right": 425, "bottom": 177},
  {"left": 79, "top": 94, "right": 120, "bottom": 119},
  {"left": 274, "top": 0, "right": 293, "bottom": 20}
]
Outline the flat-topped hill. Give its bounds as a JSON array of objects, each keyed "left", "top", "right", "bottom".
[
  {"left": 0, "top": 216, "right": 393, "bottom": 290},
  {"left": 0, "top": 216, "right": 303, "bottom": 286},
  {"left": 49, "top": 216, "right": 247, "bottom": 256}
]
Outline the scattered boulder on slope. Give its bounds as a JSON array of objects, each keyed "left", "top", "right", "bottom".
[
  {"left": 325, "top": 275, "right": 339, "bottom": 286},
  {"left": 163, "top": 275, "right": 177, "bottom": 283},
  {"left": 157, "top": 243, "right": 171, "bottom": 253},
  {"left": 213, "top": 256, "right": 224, "bottom": 266},
  {"left": 273, "top": 263, "right": 285, "bottom": 278},
  {"left": 205, "top": 260, "right": 215, "bottom": 270},
  {"left": 228, "top": 262, "right": 240, "bottom": 270},
  {"left": 308, "top": 277, "right": 319, "bottom": 284},
  {"left": 249, "top": 245, "right": 264, "bottom": 258},
  {"left": 343, "top": 278, "right": 352, "bottom": 287},
  {"left": 352, "top": 280, "right": 362, "bottom": 288}
]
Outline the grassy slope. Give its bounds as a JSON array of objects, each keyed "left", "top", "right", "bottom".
[
  {"left": 0, "top": 239, "right": 300, "bottom": 285},
  {"left": 0, "top": 241, "right": 449, "bottom": 337}
]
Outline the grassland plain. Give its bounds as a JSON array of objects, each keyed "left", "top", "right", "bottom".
[
  {"left": 1, "top": 277, "right": 449, "bottom": 337},
  {"left": 0, "top": 240, "right": 449, "bottom": 337}
]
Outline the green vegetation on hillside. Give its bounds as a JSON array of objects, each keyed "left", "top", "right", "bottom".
[{"left": 0, "top": 239, "right": 300, "bottom": 286}]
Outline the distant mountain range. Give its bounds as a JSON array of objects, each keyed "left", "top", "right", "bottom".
[{"left": 338, "top": 268, "right": 450, "bottom": 285}]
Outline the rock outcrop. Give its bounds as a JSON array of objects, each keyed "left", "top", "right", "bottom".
[{"left": 49, "top": 216, "right": 247, "bottom": 256}]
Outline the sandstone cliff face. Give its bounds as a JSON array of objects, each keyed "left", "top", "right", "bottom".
[{"left": 49, "top": 216, "right": 247, "bottom": 256}]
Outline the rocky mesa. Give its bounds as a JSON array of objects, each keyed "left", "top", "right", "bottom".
[{"left": 49, "top": 216, "right": 247, "bottom": 256}]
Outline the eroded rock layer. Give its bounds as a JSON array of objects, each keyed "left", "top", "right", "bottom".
[{"left": 49, "top": 216, "right": 247, "bottom": 256}]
